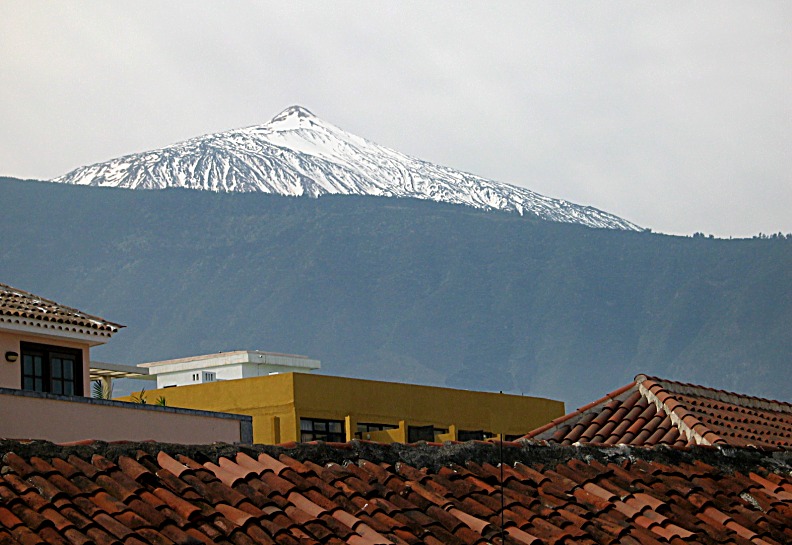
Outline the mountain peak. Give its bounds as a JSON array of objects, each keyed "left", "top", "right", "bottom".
[
  {"left": 49, "top": 106, "right": 641, "bottom": 230},
  {"left": 269, "top": 105, "right": 316, "bottom": 127}
]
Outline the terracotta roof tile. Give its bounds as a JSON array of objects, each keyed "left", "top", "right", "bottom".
[
  {"left": 525, "top": 374, "right": 792, "bottom": 449},
  {"left": 0, "top": 283, "right": 122, "bottom": 334},
  {"left": 2, "top": 441, "right": 792, "bottom": 544}
]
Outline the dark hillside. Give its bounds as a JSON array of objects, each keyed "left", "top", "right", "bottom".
[{"left": 1, "top": 177, "right": 789, "bottom": 408}]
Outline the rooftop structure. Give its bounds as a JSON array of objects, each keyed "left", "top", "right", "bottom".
[
  {"left": 524, "top": 374, "right": 792, "bottom": 448},
  {"left": 139, "top": 350, "right": 321, "bottom": 389},
  {"left": 0, "top": 439, "right": 790, "bottom": 544},
  {"left": 123, "top": 371, "right": 564, "bottom": 444}
]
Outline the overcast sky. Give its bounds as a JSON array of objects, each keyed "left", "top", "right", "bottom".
[{"left": 1, "top": 2, "right": 790, "bottom": 236}]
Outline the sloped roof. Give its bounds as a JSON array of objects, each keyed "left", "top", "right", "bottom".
[
  {"left": 0, "top": 282, "right": 122, "bottom": 335},
  {"left": 1, "top": 440, "right": 791, "bottom": 545},
  {"left": 524, "top": 374, "right": 792, "bottom": 448}
]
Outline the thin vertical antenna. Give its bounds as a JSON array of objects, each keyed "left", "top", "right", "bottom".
[{"left": 500, "top": 433, "right": 505, "bottom": 543}]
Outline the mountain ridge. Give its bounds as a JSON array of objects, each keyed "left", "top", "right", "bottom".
[
  {"left": 51, "top": 106, "right": 641, "bottom": 231},
  {"left": 1, "top": 177, "right": 789, "bottom": 408}
]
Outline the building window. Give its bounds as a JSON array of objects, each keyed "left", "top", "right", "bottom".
[
  {"left": 458, "top": 429, "right": 494, "bottom": 442},
  {"left": 20, "top": 342, "right": 82, "bottom": 396},
  {"left": 407, "top": 425, "right": 448, "bottom": 443},
  {"left": 355, "top": 422, "right": 397, "bottom": 439},
  {"left": 300, "top": 418, "right": 345, "bottom": 442}
]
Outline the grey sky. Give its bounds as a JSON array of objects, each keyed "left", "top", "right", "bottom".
[{"left": 1, "top": 1, "right": 790, "bottom": 237}]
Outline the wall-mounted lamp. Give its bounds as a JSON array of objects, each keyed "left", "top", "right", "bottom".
[{"left": 5, "top": 351, "right": 19, "bottom": 363}]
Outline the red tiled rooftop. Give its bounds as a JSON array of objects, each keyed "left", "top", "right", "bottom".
[
  {"left": 0, "top": 282, "right": 122, "bottom": 334},
  {"left": 1, "top": 440, "right": 791, "bottom": 544},
  {"left": 524, "top": 374, "right": 792, "bottom": 448}
]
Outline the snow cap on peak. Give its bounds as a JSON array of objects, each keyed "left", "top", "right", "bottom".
[
  {"left": 270, "top": 105, "right": 316, "bottom": 125},
  {"left": 49, "top": 104, "right": 643, "bottom": 231}
]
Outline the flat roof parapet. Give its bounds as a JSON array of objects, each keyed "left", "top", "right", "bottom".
[{"left": 138, "top": 350, "right": 321, "bottom": 373}]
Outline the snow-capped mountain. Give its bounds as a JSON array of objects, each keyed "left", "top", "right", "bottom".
[{"left": 52, "top": 106, "right": 641, "bottom": 230}]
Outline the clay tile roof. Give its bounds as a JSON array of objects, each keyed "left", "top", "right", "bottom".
[
  {"left": 1, "top": 441, "right": 791, "bottom": 545},
  {"left": 0, "top": 283, "right": 122, "bottom": 335},
  {"left": 524, "top": 374, "right": 792, "bottom": 449}
]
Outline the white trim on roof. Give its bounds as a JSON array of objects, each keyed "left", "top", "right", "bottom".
[{"left": 0, "top": 315, "right": 116, "bottom": 346}]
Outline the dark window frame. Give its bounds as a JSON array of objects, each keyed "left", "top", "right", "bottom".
[
  {"left": 300, "top": 417, "right": 345, "bottom": 443},
  {"left": 355, "top": 422, "right": 398, "bottom": 439},
  {"left": 458, "top": 429, "right": 491, "bottom": 442},
  {"left": 357, "top": 422, "right": 398, "bottom": 433},
  {"left": 407, "top": 425, "right": 448, "bottom": 443},
  {"left": 20, "top": 342, "right": 83, "bottom": 396}
]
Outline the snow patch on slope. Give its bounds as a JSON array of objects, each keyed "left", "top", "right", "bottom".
[{"left": 51, "top": 105, "right": 641, "bottom": 230}]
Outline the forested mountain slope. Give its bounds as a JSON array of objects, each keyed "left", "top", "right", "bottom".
[{"left": 1, "top": 178, "right": 789, "bottom": 407}]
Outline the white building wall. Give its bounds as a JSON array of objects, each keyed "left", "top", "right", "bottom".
[
  {"left": 146, "top": 351, "right": 321, "bottom": 388},
  {"left": 157, "top": 365, "right": 244, "bottom": 388},
  {"left": 156, "top": 362, "right": 315, "bottom": 388}
]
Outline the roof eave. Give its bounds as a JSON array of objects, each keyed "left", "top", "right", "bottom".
[{"left": 0, "top": 315, "right": 119, "bottom": 346}]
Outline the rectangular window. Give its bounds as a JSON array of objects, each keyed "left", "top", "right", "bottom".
[
  {"left": 408, "top": 425, "right": 435, "bottom": 443},
  {"left": 357, "top": 422, "right": 398, "bottom": 433},
  {"left": 408, "top": 425, "right": 449, "bottom": 443},
  {"left": 300, "top": 418, "right": 345, "bottom": 443},
  {"left": 458, "top": 430, "right": 488, "bottom": 442},
  {"left": 355, "top": 422, "right": 398, "bottom": 439},
  {"left": 20, "top": 342, "right": 82, "bottom": 396}
]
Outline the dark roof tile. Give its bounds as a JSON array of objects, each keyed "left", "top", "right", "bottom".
[{"left": 150, "top": 488, "right": 200, "bottom": 522}]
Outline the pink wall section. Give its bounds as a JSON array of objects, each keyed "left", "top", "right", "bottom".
[
  {"left": 0, "top": 330, "right": 91, "bottom": 395},
  {"left": 0, "top": 331, "right": 20, "bottom": 389},
  {"left": 0, "top": 390, "right": 248, "bottom": 444}
]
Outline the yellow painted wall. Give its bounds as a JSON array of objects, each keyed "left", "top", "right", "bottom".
[
  {"left": 290, "top": 373, "right": 563, "bottom": 441},
  {"left": 122, "top": 373, "right": 297, "bottom": 444},
  {"left": 122, "top": 373, "right": 564, "bottom": 444}
]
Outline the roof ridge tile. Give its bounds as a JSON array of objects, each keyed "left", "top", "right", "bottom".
[
  {"left": 639, "top": 374, "right": 792, "bottom": 413},
  {"left": 638, "top": 378, "right": 726, "bottom": 446}
]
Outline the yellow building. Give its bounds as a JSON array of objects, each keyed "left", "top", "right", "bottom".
[{"left": 125, "top": 368, "right": 565, "bottom": 444}]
